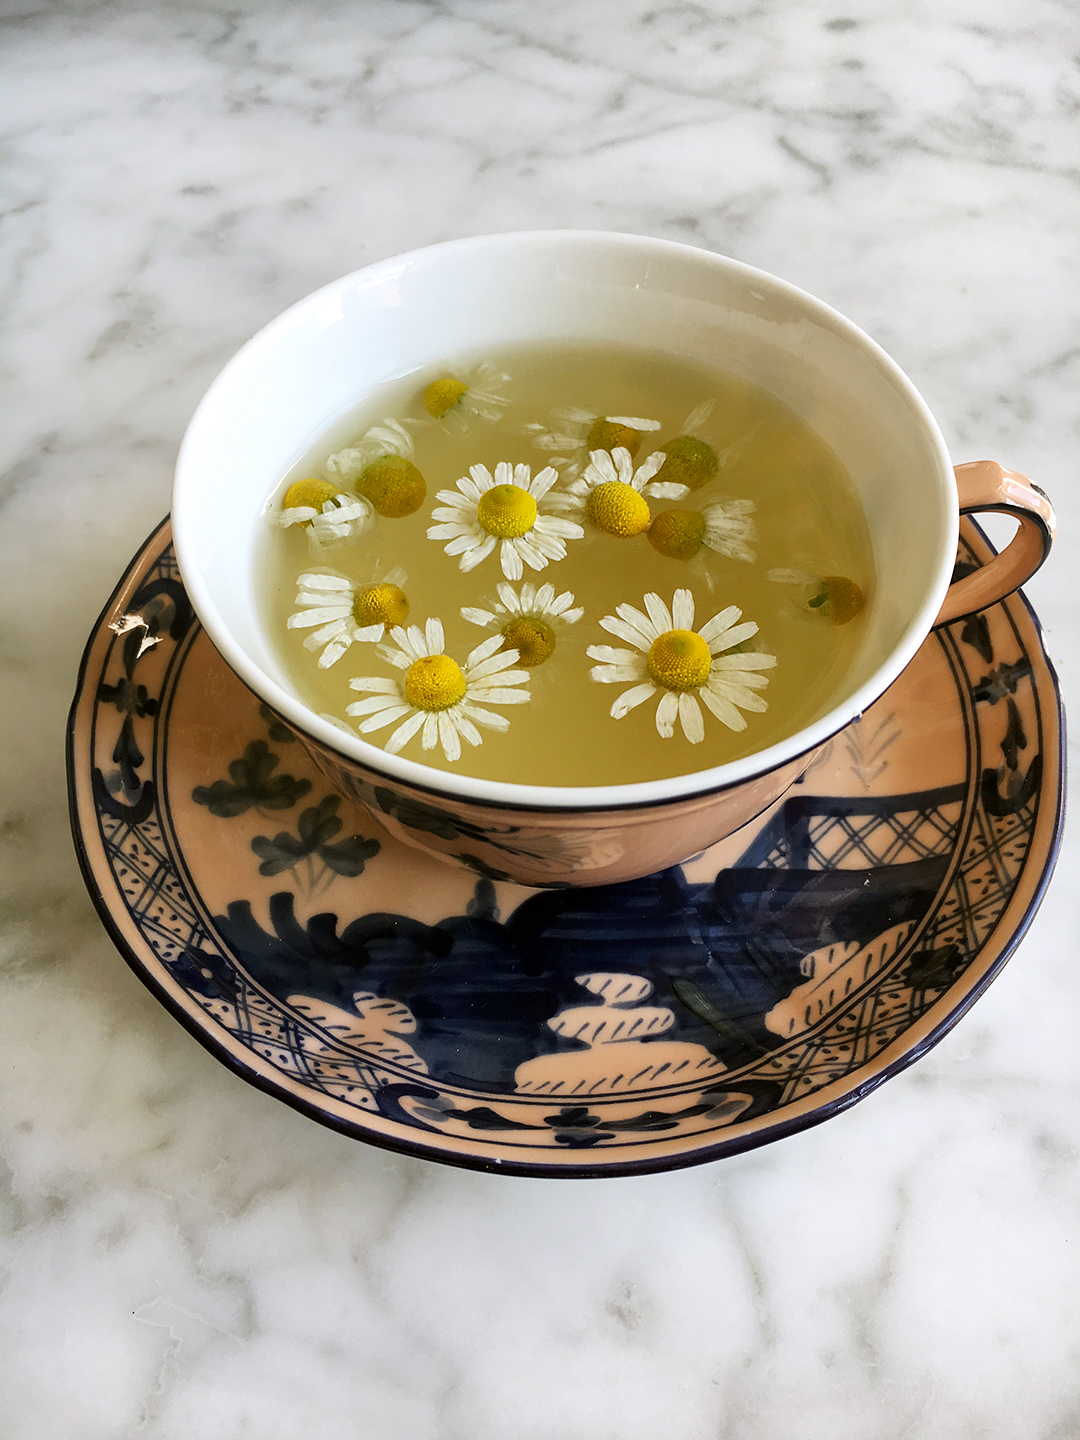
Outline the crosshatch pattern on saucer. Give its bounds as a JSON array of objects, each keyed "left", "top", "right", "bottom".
[{"left": 67, "top": 520, "right": 1063, "bottom": 1176}]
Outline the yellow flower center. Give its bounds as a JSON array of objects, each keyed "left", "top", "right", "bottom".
[
  {"left": 586, "top": 481, "right": 651, "bottom": 538},
  {"left": 648, "top": 509, "right": 706, "bottom": 561},
  {"left": 656, "top": 435, "right": 719, "bottom": 491},
  {"left": 587, "top": 418, "right": 642, "bottom": 458},
  {"left": 501, "top": 616, "right": 555, "bottom": 667},
  {"left": 357, "top": 456, "right": 427, "bottom": 518},
  {"left": 423, "top": 376, "right": 468, "bottom": 419},
  {"left": 476, "top": 484, "right": 537, "bottom": 539},
  {"left": 283, "top": 477, "right": 339, "bottom": 513},
  {"left": 814, "top": 575, "right": 866, "bottom": 625},
  {"left": 646, "top": 629, "right": 712, "bottom": 692},
  {"left": 403, "top": 654, "right": 467, "bottom": 712},
  {"left": 352, "top": 583, "right": 409, "bottom": 629}
]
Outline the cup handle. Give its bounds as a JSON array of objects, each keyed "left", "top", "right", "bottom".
[{"left": 933, "top": 460, "right": 1056, "bottom": 626}]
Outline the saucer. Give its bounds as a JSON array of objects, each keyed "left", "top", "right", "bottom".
[{"left": 67, "top": 519, "right": 1064, "bottom": 1177}]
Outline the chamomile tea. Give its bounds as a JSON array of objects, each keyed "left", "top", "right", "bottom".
[{"left": 258, "top": 342, "right": 874, "bottom": 787}]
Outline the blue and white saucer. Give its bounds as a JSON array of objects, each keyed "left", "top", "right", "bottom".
[{"left": 67, "top": 519, "right": 1064, "bottom": 1176}]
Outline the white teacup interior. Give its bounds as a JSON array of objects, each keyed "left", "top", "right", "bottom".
[{"left": 173, "top": 231, "right": 955, "bottom": 805}]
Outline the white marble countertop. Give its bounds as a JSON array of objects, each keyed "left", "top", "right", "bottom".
[{"left": 2, "top": 3, "right": 1078, "bottom": 1436}]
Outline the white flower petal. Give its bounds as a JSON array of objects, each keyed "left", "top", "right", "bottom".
[
  {"left": 699, "top": 686, "right": 748, "bottom": 731},
  {"left": 287, "top": 605, "right": 350, "bottom": 629},
  {"left": 606, "top": 415, "right": 660, "bottom": 430},
  {"left": 590, "top": 665, "right": 644, "bottom": 683},
  {"left": 707, "top": 621, "right": 759, "bottom": 653},
  {"left": 587, "top": 645, "right": 641, "bottom": 667},
  {"left": 634, "top": 450, "right": 666, "bottom": 485},
  {"left": 682, "top": 398, "right": 715, "bottom": 434},
  {"left": 358, "top": 704, "right": 412, "bottom": 734},
  {"left": 466, "top": 635, "right": 511, "bottom": 670},
  {"left": 601, "top": 613, "right": 652, "bottom": 651},
  {"left": 425, "top": 617, "right": 445, "bottom": 654},
  {"left": 469, "top": 464, "right": 496, "bottom": 491},
  {"left": 499, "top": 539, "right": 524, "bottom": 580},
  {"left": 458, "top": 703, "right": 510, "bottom": 731},
  {"left": 348, "top": 675, "right": 400, "bottom": 693},
  {"left": 529, "top": 466, "right": 560, "bottom": 500},
  {"left": 296, "top": 571, "right": 353, "bottom": 592},
  {"left": 438, "top": 711, "right": 461, "bottom": 762},
  {"left": 654, "top": 690, "right": 679, "bottom": 738},
  {"left": 610, "top": 683, "right": 656, "bottom": 718},
  {"left": 302, "top": 619, "right": 348, "bottom": 649},
  {"left": 534, "top": 515, "right": 584, "bottom": 540},
  {"left": 643, "top": 592, "right": 674, "bottom": 636},
  {"left": 347, "top": 692, "right": 405, "bottom": 717},
  {"left": 671, "top": 588, "right": 695, "bottom": 630},
  {"left": 698, "top": 607, "right": 743, "bottom": 644},
  {"left": 584, "top": 450, "right": 618, "bottom": 487},
  {"left": 514, "top": 537, "right": 548, "bottom": 572},
  {"left": 461, "top": 607, "right": 497, "bottom": 627},
  {"left": 453, "top": 712, "right": 484, "bottom": 747},
  {"left": 316, "top": 636, "right": 351, "bottom": 669},
  {"left": 714, "top": 651, "right": 777, "bottom": 672},
  {"left": 459, "top": 535, "right": 498, "bottom": 572},
  {"left": 475, "top": 687, "right": 531, "bottom": 705},
  {"left": 385, "top": 710, "right": 427, "bottom": 752},
  {"left": 678, "top": 692, "right": 705, "bottom": 744},
  {"left": 643, "top": 481, "right": 691, "bottom": 500}
]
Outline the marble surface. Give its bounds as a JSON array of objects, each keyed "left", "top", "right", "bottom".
[{"left": 1, "top": 2, "right": 1077, "bottom": 1435}]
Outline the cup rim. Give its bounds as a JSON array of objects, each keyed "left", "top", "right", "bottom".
[{"left": 173, "top": 229, "right": 957, "bottom": 813}]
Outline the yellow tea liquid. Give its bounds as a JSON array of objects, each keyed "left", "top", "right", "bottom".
[{"left": 260, "top": 342, "right": 874, "bottom": 787}]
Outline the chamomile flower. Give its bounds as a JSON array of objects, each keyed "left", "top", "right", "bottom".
[
  {"left": 272, "top": 478, "right": 374, "bottom": 553},
  {"left": 525, "top": 406, "right": 662, "bottom": 480},
  {"left": 768, "top": 569, "right": 866, "bottom": 624},
  {"left": 587, "top": 589, "right": 776, "bottom": 741},
  {"left": 460, "top": 581, "right": 584, "bottom": 667},
  {"left": 560, "top": 447, "right": 690, "bottom": 539},
  {"left": 648, "top": 499, "right": 758, "bottom": 563},
  {"left": 325, "top": 418, "right": 416, "bottom": 484},
  {"left": 652, "top": 401, "right": 762, "bottom": 492},
  {"left": 420, "top": 361, "right": 510, "bottom": 431},
  {"left": 428, "top": 461, "right": 584, "bottom": 581},
  {"left": 287, "top": 566, "right": 410, "bottom": 669},
  {"left": 652, "top": 400, "right": 720, "bottom": 491},
  {"left": 321, "top": 420, "right": 427, "bottom": 518},
  {"left": 347, "top": 618, "right": 531, "bottom": 763}
]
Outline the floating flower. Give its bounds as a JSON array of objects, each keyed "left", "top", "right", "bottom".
[
  {"left": 648, "top": 399, "right": 718, "bottom": 491},
  {"left": 653, "top": 401, "right": 763, "bottom": 491},
  {"left": 347, "top": 618, "right": 531, "bottom": 763},
  {"left": 355, "top": 454, "right": 427, "bottom": 518},
  {"left": 525, "top": 406, "right": 662, "bottom": 479},
  {"left": 460, "top": 581, "right": 584, "bottom": 667},
  {"left": 421, "top": 361, "right": 510, "bottom": 431},
  {"left": 767, "top": 569, "right": 866, "bottom": 624},
  {"left": 428, "top": 461, "right": 584, "bottom": 580},
  {"left": 321, "top": 421, "right": 427, "bottom": 517},
  {"left": 587, "top": 589, "right": 775, "bottom": 741},
  {"left": 560, "top": 447, "right": 689, "bottom": 539},
  {"left": 648, "top": 499, "right": 758, "bottom": 563},
  {"left": 272, "top": 478, "right": 373, "bottom": 552},
  {"left": 287, "top": 566, "right": 410, "bottom": 668},
  {"left": 325, "top": 418, "right": 416, "bottom": 484}
]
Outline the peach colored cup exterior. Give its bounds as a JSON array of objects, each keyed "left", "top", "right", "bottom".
[{"left": 172, "top": 233, "right": 1055, "bottom": 888}]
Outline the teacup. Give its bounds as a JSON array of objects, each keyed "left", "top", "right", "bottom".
[{"left": 172, "top": 231, "right": 1054, "bottom": 887}]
